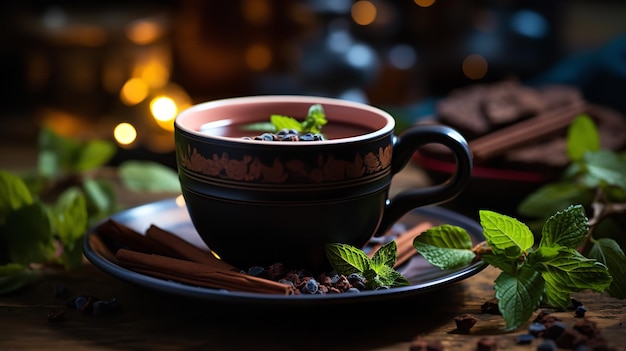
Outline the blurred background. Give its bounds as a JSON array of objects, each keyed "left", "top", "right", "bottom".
[{"left": 1, "top": 0, "right": 625, "bottom": 170}]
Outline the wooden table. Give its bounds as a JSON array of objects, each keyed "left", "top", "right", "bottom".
[{"left": 1, "top": 156, "right": 625, "bottom": 350}]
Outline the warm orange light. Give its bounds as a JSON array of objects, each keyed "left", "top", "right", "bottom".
[
  {"left": 126, "top": 19, "right": 163, "bottom": 45},
  {"left": 245, "top": 43, "right": 272, "bottom": 71},
  {"left": 120, "top": 78, "right": 149, "bottom": 106},
  {"left": 150, "top": 96, "right": 178, "bottom": 131},
  {"left": 352, "top": 1, "right": 377, "bottom": 26},
  {"left": 413, "top": 0, "right": 436, "bottom": 7},
  {"left": 462, "top": 54, "right": 488, "bottom": 80},
  {"left": 137, "top": 59, "right": 170, "bottom": 89},
  {"left": 241, "top": 0, "right": 271, "bottom": 25},
  {"left": 113, "top": 122, "right": 137, "bottom": 145}
]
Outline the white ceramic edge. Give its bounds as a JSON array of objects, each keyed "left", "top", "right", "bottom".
[{"left": 174, "top": 95, "right": 396, "bottom": 145}]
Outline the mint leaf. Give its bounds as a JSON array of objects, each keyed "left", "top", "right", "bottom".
[
  {"left": 517, "top": 182, "right": 592, "bottom": 220},
  {"left": 539, "top": 204, "right": 588, "bottom": 249},
  {"left": 326, "top": 242, "right": 409, "bottom": 289},
  {"left": 53, "top": 187, "right": 89, "bottom": 268},
  {"left": 37, "top": 127, "right": 80, "bottom": 178},
  {"left": 269, "top": 104, "right": 327, "bottom": 134},
  {"left": 541, "top": 247, "right": 612, "bottom": 309},
  {"left": 301, "top": 104, "right": 327, "bottom": 134},
  {"left": 583, "top": 150, "right": 626, "bottom": 189},
  {"left": 527, "top": 246, "right": 560, "bottom": 265},
  {"left": 567, "top": 114, "right": 600, "bottom": 162},
  {"left": 325, "top": 243, "right": 371, "bottom": 275},
  {"left": 494, "top": 267, "right": 544, "bottom": 331},
  {"left": 83, "top": 178, "right": 118, "bottom": 221},
  {"left": 4, "top": 202, "right": 55, "bottom": 264},
  {"left": 480, "top": 210, "right": 534, "bottom": 259},
  {"left": 371, "top": 239, "right": 398, "bottom": 269},
  {"left": 364, "top": 264, "right": 409, "bottom": 289},
  {"left": 587, "top": 238, "right": 626, "bottom": 298},
  {"left": 481, "top": 254, "right": 518, "bottom": 276},
  {"left": 0, "top": 171, "right": 34, "bottom": 225},
  {"left": 119, "top": 161, "right": 181, "bottom": 193},
  {"left": 413, "top": 225, "right": 476, "bottom": 269},
  {"left": 270, "top": 115, "right": 303, "bottom": 132},
  {"left": 75, "top": 139, "right": 116, "bottom": 172}
]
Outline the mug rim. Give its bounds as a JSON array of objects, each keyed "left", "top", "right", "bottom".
[{"left": 174, "top": 95, "right": 396, "bottom": 145}]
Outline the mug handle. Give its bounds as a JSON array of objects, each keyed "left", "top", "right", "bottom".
[{"left": 374, "top": 125, "right": 473, "bottom": 237}]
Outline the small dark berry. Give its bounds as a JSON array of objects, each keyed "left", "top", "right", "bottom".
[
  {"left": 536, "top": 339, "right": 557, "bottom": 351},
  {"left": 574, "top": 305, "right": 587, "bottom": 318},
  {"left": 516, "top": 333, "right": 535, "bottom": 344},
  {"left": 301, "top": 278, "right": 318, "bottom": 294},
  {"left": 529, "top": 322, "right": 546, "bottom": 336},
  {"left": 247, "top": 266, "right": 266, "bottom": 277}
]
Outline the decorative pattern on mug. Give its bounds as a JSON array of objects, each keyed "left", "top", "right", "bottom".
[{"left": 178, "top": 144, "right": 393, "bottom": 183}]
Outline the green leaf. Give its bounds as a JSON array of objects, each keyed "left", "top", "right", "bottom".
[
  {"left": 541, "top": 247, "right": 612, "bottom": 309},
  {"left": 371, "top": 239, "right": 398, "bottom": 269},
  {"left": 325, "top": 243, "right": 371, "bottom": 275},
  {"left": 481, "top": 254, "right": 518, "bottom": 276},
  {"left": 270, "top": 115, "right": 303, "bottom": 132},
  {"left": 587, "top": 238, "right": 626, "bottom": 298},
  {"left": 517, "top": 182, "right": 592, "bottom": 220},
  {"left": 0, "top": 263, "right": 40, "bottom": 295},
  {"left": 539, "top": 204, "right": 588, "bottom": 249},
  {"left": 53, "top": 187, "right": 88, "bottom": 247},
  {"left": 567, "top": 114, "right": 600, "bottom": 162},
  {"left": 118, "top": 161, "right": 181, "bottom": 193},
  {"left": 75, "top": 139, "right": 116, "bottom": 172},
  {"left": 494, "top": 267, "right": 544, "bottom": 331},
  {"left": 364, "top": 265, "right": 410, "bottom": 289},
  {"left": 583, "top": 150, "right": 626, "bottom": 189},
  {"left": 4, "top": 202, "right": 55, "bottom": 265},
  {"left": 37, "top": 127, "right": 81, "bottom": 178},
  {"left": 83, "top": 178, "right": 118, "bottom": 221},
  {"left": 480, "top": 210, "right": 534, "bottom": 259},
  {"left": 527, "top": 246, "right": 560, "bottom": 266},
  {"left": 0, "top": 171, "right": 34, "bottom": 225},
  {"left": 413, "top": 225, "right": 476, "bottom": 269},
  {"left": 301, "top": 104, "right": 327, "bottom": 134}
]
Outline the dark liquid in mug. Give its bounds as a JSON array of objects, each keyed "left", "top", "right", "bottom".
[{"left": 200, "top": 120, "right": 374, "bottom": 140}]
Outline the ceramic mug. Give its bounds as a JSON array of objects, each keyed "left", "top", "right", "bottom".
[{"left": 174, "top": 95, "right": 472, "bottom": 271}]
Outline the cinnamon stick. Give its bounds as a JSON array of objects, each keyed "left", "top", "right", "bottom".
[
  {"left": 116, "top": 249, "right": 293, "bottom": 295},
  {"left": 94, "top": 219, "right": 176, "bottom": 256},
  {"left": 469, "top": 100, "right": 586, "bottom": 162},
  {"left": 145, "top": 225, "right": 237, "bottom": 271},
  {"left": 368, "top": 222, "right": 433, "bottom": 268}
]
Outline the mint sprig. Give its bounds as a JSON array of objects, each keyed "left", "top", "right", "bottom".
[
  {"left": 325, "top": 240, "right": 410, "bottom": 289},
  {"left": 1, "top": 128, "right": 181, "bottom": 294},
  {"left": 414, "top": 205, "right": 612, "bottom": 330},
  {"left": 269, "top": 103, "right": 328, "bottom": 134},
  {"left": 518, "top": 114, "right": 626, "bottom": 300}
]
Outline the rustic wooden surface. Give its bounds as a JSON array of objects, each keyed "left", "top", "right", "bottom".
[{"left": 1, "top": 153, "right": 625, "bottom": 350}]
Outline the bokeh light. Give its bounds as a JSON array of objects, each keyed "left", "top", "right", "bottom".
[
  {"left": 413, "top": 0, "right": 436, "bottom": 8},
  {"left": 462, "top": 54, "right": 488, "bottom": 80},
  {"left": 113, "top": 122, "right": 137, "bottom": 145},
  {"left": 126, "top": 19, "right": 164, "bottom": 45},
  {"left": 351, "top": 1, "right": 377, "bottom": 26},
  {"left": 120, "top": 78, "right": 149, "bottom": 106},
  {"left": 150, "top": 96, "right": 178, "bottom": 131},
  {"left": 245, "top": 43, "right": 272, "bottom": 71}
]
